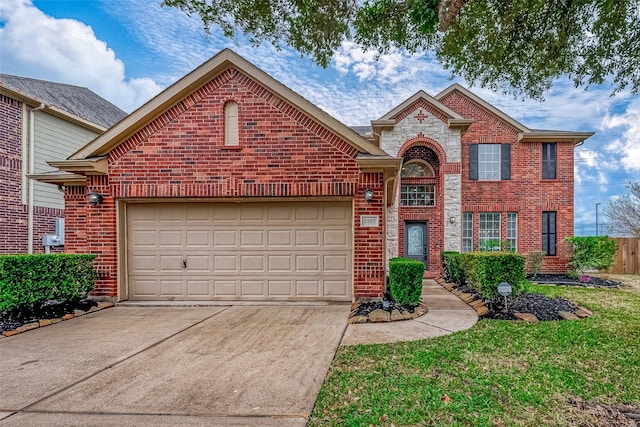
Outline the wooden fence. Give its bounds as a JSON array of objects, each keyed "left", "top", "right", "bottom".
[{"left": 604, "top": 238, "right": 640, "bottom": 275}]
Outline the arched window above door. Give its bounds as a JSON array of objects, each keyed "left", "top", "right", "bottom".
[{"left": 401, "top": 161, "right": 435, "bottom": 178}]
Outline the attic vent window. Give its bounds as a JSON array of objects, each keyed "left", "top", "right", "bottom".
[{"left": 224, "top": 101, "right": 239, "bottom": 146}]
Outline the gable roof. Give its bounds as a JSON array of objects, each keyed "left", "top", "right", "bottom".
[
  {"left": 378, "top": 89, "right": 466, "bottom": 122},
  {"left": 0, "top": 74, "right": 126, "bottom": 129},
  {"left": 436, "top": 83, "right": 594, "bottom": 144},
  {"left": 435, "top": 83, "right": 531, "bottom": 132},
  {"left": 68, "top": 49, "right": 389, "bottom": 161}
]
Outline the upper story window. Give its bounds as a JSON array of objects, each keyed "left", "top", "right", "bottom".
[
  {"left": 542, "top": 142, "right": 557, "bottom": 179},
  {"left": 224, "top": 101, "right": 239, "bottom": 146},
  {"left": 400, "top": 160, "right": 436, "bottom": 206},
  {"left": 469, "top": 143, "right": 511, "bottom": 181}
]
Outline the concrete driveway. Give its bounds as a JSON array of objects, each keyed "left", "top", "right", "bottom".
[{"left": 0, "top": 304, "right": 349, "bottom": 426}]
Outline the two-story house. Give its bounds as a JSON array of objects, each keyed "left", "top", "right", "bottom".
[
  {"left": 38, "top": 49, "right": 592, "bottom": 301},
  {"left": 0, "top": 74, "right": 126, "bottom": 254}
]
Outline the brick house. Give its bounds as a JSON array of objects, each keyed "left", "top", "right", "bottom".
[
  {"left": 0, "top": 74, "right": 126, "bottom": 254},
  {"left": 39, "top": 49, "right": 592, "bottom": 302}
]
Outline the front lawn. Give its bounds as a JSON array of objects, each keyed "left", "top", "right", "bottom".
[{"left": 310, "top": 279, "right": 640, "bottom": 426}]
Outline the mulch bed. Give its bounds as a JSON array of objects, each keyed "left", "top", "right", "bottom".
[
  {"left": 1, "top": 299, "right": 98, "bottom": 335},
  {"left": 532, "top": 273, "right": 623, "bottom": 289},
  {"left": 449, "top": 273, "right": 624, "bottom": 321}
]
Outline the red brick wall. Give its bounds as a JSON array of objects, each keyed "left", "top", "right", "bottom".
[
  {"left": 440, "top": 90, "right": 574, "bottom": 272},
  {"left": 67, "top": 68, "right": 386, "bottom": 299},
  {"left": 0, "top": 94, "right": 64, "bottom": 254}
]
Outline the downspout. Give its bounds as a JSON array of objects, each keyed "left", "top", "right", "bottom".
[{"left": 27, "top": 103, "right": 45, "bottom": 254}]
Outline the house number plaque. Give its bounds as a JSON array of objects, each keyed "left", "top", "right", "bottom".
[{"left": 360, "top": 215, "right": 380, "bottom": 227}]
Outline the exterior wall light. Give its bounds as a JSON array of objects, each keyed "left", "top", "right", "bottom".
[
  {"left": 88, "top": 191, "right": 104, "bottom": 206},
  {"left": 364, "top": 188, "right": 374, "bottom": 202},
  {"left": 449, "top": 216, "right": 456, "bottom": 224}
]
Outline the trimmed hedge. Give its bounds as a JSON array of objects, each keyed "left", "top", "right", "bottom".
[
  {"left": 389, "top": 257, "right": 425, "bottom": 305},
  {"left": 441, "top": 251, "right": 463, "bottom": 284},
  {"left": 565, "top": 236, "right": 617, "bottom": 276},
  {"left": 0, "top": 254, "right": 96, "bottom": 314},
  {"left": 459, "top": 252, "right": 526, "bottom": 300}
]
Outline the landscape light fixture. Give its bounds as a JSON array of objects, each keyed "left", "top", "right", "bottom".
[
  {"left": 88, "top": 191, "right": 104, "bottom": 206},
  {"left": 364, "top": 188, "right": 374, "bottom": 202}
]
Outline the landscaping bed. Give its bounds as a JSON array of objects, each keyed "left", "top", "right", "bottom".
[
  {"left": 0, "top": 299, "right": 113, "bottom": 337},
  {"left": 532, "top": 273, "right": 623, "bottom": 288},
  {"left": 348, "top": 294, "right": 428, "bottom": 323}
]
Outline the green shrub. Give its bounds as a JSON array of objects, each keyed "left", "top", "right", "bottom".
[
  {"left": 526, "top": 251, "right": 546, "bottom": 279},
  {"left": 441, "top": 251, "right": 463, "bottom": 283},
  {"left": 388, "top": 257, "right": 425, "bottom": 305},
  {"left": 565, "top": 236, "right": 617, "bottom": 276},
  {"left": 461, "top": 252, "right": 526, "bottom": 300},
  {"left": 0, "top": 254, "right": 96, "bottom": 314}
]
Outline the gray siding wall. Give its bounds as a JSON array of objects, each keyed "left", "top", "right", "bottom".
[{"left": 33, "top": 112, "right": 98, "bottom": 209}]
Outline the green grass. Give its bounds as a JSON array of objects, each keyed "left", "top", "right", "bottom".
[{"left": 310, "top": 284, "right": 640, "bottom": 426}]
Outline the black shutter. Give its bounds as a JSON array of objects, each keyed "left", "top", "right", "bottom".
[
  {"left": 469, "top": 144, "right": 478, "bottom": 180},
  {"left": 542, "top": 143, "right": 557, "bottom": 179},
  {"left": 501, "top": 143, "right": 511, "bottom": 180},
  {"left": 542, "top": 211, "right": 557, "bottom": 256}
]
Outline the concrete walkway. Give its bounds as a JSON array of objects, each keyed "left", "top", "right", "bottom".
[{"left": 341, "top": 279, "right": 478, "bottom": 345}]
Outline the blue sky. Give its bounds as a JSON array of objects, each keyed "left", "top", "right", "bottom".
[{"left": 1, "top": 0, "right": 638, "bottom": 236}]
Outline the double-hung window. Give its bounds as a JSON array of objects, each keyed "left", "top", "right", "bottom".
[
  {"left": 479, "top": 213, "right": 501, "bottom": 251},
  {"left": 462, "top": 212, "right": 473, "bottom": 252},
  {"left": 469, "top": 144, "right": 511, "bottom": 180},
  {"left": 506, "top": 212, "right": 518, "bottom": 251},
  {"left": 542, "top": 211, "right": 557, "bottom": 255},
  {"left": 542, "top": 142, "right": 557, "bottom": 179}
]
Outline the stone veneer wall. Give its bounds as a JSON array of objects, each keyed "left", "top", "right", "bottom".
[{"left": 379, "top": 102, "right": 462, "bottom": 275}]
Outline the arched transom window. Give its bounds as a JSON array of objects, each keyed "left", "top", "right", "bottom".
[{"left": 400, "top": 160, "right": 436, "bottom": 206}]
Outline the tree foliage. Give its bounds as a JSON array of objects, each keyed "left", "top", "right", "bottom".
[
  {"left": 604, "top": 181, "right": 640, "bottom": 238},
  {"left": 163, "top": 0, "right": 640, "bottom": 98}
]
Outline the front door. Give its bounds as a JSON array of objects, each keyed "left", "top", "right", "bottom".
[{"left": 405, "top": 221, "right": 428, "bottom": 268}]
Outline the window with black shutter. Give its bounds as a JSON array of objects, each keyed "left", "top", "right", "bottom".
[{"left": 469, "top": 143, "right": 510, "bottom": 180}]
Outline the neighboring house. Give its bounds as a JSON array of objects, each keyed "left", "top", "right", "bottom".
[
  {"left": 0, "top": 74, "right": 126, "bottom": 254},
  {"left": 39, "top": 49, "right": 592, "bottom": 302}
]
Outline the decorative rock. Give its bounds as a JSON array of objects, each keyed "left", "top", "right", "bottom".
[
  {"left": 402, "top": 310, "right": 415, "bottom": 319},
  {"left": 390, "top": 309, "right": 404, "bottom": 321},
  {"left": 62, "top": 313, "right": 75, "bottom": 320},
  {"left": 514, "top": 312, "right": 539, "bottom": 322},
  {"left": 98, "top": 301, "right": 115, "bottom": 309},
  {"left": 348, "top": 315, "right": 368, "bottom": 324},
  {"left": 74, "top": 309, "right": 86, "bottom": 317},
  {"left": 39, "top": 319, "right": 53, "bottom": 327},
  {"left": 368, "top": 309, "right": 390, "bottom": 323},
  {"left": 3, "top": 329, "right": 20, "bottom": 337},
  {"left": 50, "top": 318, "right": 63, "bottom": 324},
  {"left": 574, "top": 308, "right": 592, "bottom": 318},
  {"left": 88, "top": 305, "right": 101, "bottom": 312},
  {"left": 575, "top": 306, "right": 593, "bottom": 316},
  {"left": 459, "top": 293, "right": 475, "bottom": 303},
  {"left": 469, "top": 299, "right": 485, "bottom": 308},
  {"left": 475, "top": 305, "right": 489, "bottom": 317},
  {"left": 435, "top": 278, "right": 445, "bottom": 284},
  {"left": 558, "top": 311, "right": 580, "bottom": 321},
  {"left": 350, "top": 302, "right": 360, "bottom": 311},
  {"left": 414, "top": 303, "right": 428, "bottom": 317}
]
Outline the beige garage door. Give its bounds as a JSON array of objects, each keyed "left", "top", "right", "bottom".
[{"left": 127, "top": 201, "right": 352, "bottom": 301}]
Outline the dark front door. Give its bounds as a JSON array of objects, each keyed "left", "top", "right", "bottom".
[{"left": 405, "top": 221, "right": 428, "bottom": 268}]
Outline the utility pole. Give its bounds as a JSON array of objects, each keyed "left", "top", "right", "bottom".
[{"left": 596, "top": 203, "right": 601, "bottom": 236}]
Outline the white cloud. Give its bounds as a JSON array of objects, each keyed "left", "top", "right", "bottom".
[
  {"left": 0, "top": 0, "right": 162, "bottom": 112},
  {"left": 601, "top": 99, "right": 640, "bottom": 171}
]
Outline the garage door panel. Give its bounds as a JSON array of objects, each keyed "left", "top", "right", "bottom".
[
  {"left": 268, "top": 255, "right": 292, "bottom": 272},
  {"left": 241, "top": 255, "right": 265, "bottom": 272},
  {"left": 159, "top": 230, "right": 182, "bottom": 247},
  {"left": 186, "top": 230, "right": 210, "bottom": 246},
  {"left": 295, "top": 230, "right": 320, "bottom": 247},
  {"left": 240, "top": 230, "right": 264, "bottom": 246},
  {"left": 324, "top": 280, "right": 349, "bottom": 297},
  {"left": 241, "top": 280, "right": 265, "bottom": 297},
  {"left": 159, "top": 255, "right": 184, "bottom": 271},
  {"left": 213, "top": 280, "right": 237, "bottom": 296},
  {"left": 186, "top": 280, "right": 210, "bottom": 296},
  {"left": 127, "top": 202, "right": 352, "bottom": 301},
  {"left": 214, "top": 255, "right": 237, "bottom": 271},
  {"left": 213, "top": 230, "right": 237, "bottom": 247},
  {"left": 268, "top": 230, "right": 292, "bottom": 246},
  {"left": 268, "top": 280, "right": 292, "bottom": 296}
]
